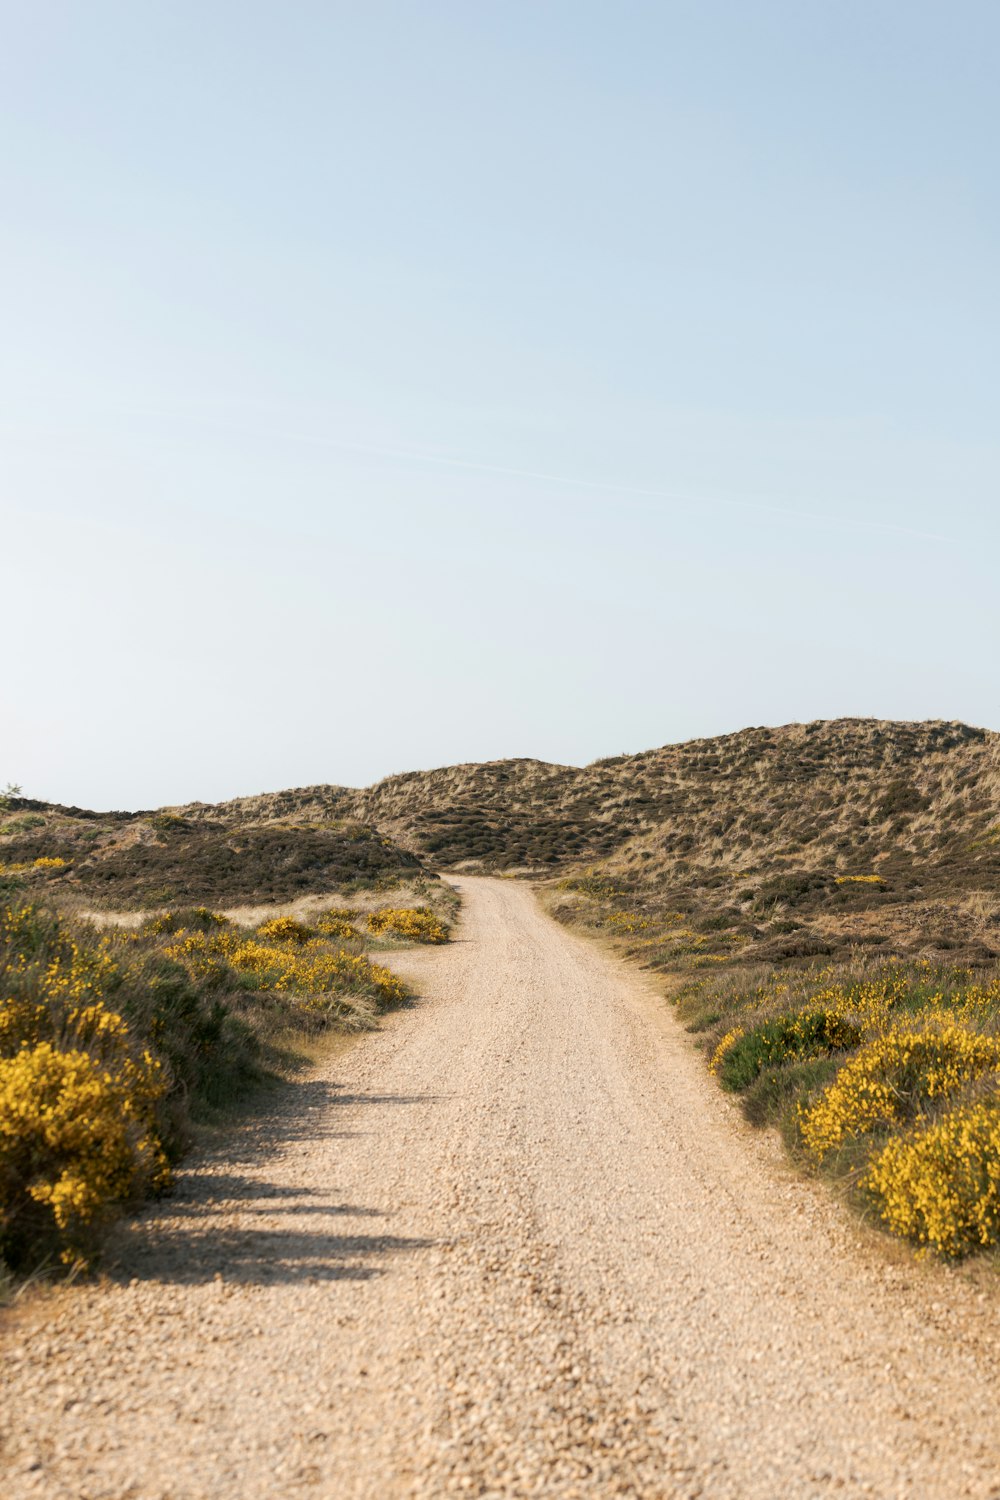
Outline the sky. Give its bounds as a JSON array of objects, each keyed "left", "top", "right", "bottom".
[{"left": 2, "top": 1, "right": 998, "bottom": 809}]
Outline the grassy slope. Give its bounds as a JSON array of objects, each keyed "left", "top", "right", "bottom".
[{"left": 0, "top": 803, "right": 424, "bottom": 911}]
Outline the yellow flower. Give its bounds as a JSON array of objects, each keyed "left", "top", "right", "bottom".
[{"left": 367, "top": 907, "right": 449, "bottom": 944}]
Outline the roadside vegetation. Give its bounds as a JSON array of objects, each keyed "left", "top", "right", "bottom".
[
  {"left": 0, "top": 889, "right": 452, "bottom": 1278},
  {"left": 687, "top": 959, "right": 1000, "bottom": 1258},
  {"left": 549, "top": 867, "right": 1000, "bottom": 1260}
]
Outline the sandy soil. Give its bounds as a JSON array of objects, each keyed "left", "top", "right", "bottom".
[
  {"left": 2, "top": 876, "right": 999, "bottom": 1499},
  {"left": 74, "top": 878, "right": 447, "bottom": 930}
]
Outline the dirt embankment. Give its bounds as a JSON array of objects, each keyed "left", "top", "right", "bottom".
[{"left": 2, "top": 878, "right": 998, "bottom": 1498}]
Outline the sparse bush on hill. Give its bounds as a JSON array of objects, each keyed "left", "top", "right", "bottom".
[
  {"left": 315, "top": 908, "right": 361, "bottom": 941},
  {"left": 0, "top": 803, "right": 424, "bottom": 910},
  {"left": 256, "top": 915, "right": 314, "bottom": 944}
]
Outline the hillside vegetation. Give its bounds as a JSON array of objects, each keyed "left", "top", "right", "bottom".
[
  {"left": 0, "top": 804, "right": 422, "bottom": 910},
  {"left": 10, "top": 718, "right": 999, "bottom": 968},
  {"left": 168, "top": 719, "right": 995, "bottom": 935}
]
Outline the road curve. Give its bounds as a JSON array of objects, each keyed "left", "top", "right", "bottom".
[{"left": 2, "top": 876, "right": 999, "bottom": 1499}]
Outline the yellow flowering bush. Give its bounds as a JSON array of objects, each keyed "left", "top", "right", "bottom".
[
  {"left": 0, "top": 856, "right": 70, "bottom": 876},
  {"left": 256, "top": 916, "right": 314, "bottom": 944},
  {"left": 864, "top": 1098, "right": 1000, "bottom": 1256},
  {"left": 605, "top": 910, "right": 650, "bottom": 933},
  {"left": 0, "top": 903, "right": 178, "bottom": 1266},
  {"left": 716, "top": 1007, "right": 864, "bottom": 1091},
  {"left": 367, "top": 907, "right": 449, "bottom": 944},
  {"left": 800, "top": 1023, "right": 1000, "bottom": 1160},
  {"left": 161, "top": 918, "right": 408, "bottom": 1010},
  {"left": 0, "top": 914, "right": 125, "bottom": 1057},
  {"left": 0, "top": 1042, "right": 169, "bottom": 1266},
  {"left": 228, "top": 938, "right": 405, "bottom": 1009},
  {"left": 315, "top": 910, "right": 360, "bottom": 940},
  {"left": 685, "top": 952, "right": 1000, "bottom": 1257},
  {"left": 161, "top": 927, "right": 237, "bottom": 979},
  {"left": 709, "top": 1027, "right": 745, "bottom": 1076}
]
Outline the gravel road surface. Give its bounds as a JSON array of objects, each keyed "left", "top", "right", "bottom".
[{"left": 2, "top": 876, "right": 999, "bottom": 1498}]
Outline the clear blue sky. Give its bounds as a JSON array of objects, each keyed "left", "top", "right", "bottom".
[{"left": 3, "top": 2, "right": 998, "bottom": 808}]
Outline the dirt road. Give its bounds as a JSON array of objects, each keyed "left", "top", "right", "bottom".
[{"left": 3, "top": 877, "right": 999, "bottom": 1498}]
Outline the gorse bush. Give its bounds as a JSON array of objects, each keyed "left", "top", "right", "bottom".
[
  {"left": 0, "top": 904, "right": 173, "bottom": 1267},
  {"left": 864, "top": 1098, "right": 1000, "bottom": 1256},
  {"left": 605, "top": 910, "right": 650, "bottom": 934},
  {"left": 0, "top": 892, "right": 436, "bottom": 1271},
  {"left": 685, "top": 956, "right": 1000, "bottom": 1257},
  {"left": 0, "top": 1043, "right": 168, "bottom": 1267},
  {"left": 367, "top": 906, "right": 449, "bottom": 944},
  {"left": 255, "top": 916, "right": 314, "bottom": 945},
  {"left": 799, "top": 1024, "right": 1000, "bottom": 1160},
  {"left": 163, "top": 921, "right": 407, "bottom": 1014},
  {"left": 315, "top": 909, "right": 361, "bottom": 941},
  {"left": 711, "top": 1009, "right": 863, "bottom": 1091}
]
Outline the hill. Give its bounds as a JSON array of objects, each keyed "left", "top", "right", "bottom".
[
  {"left": 347, "top": 718, "right": 998, "bottom": 872},
  {"left": 0, "top": 800, "right": 422, "bottom": 909},
  {"left": 5, "top": 718, "right": 999, "bottom": 960},
  {"left": 340, "top": 717, "right": 1000, "bottom": 966}
]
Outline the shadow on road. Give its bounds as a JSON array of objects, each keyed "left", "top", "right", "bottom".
[{"left": 103, "top": 1077, "right": 438, "bottom": 1287}]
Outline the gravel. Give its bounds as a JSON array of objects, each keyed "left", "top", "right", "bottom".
[{"left": 2, "top": 876, "right": 999, "bottom": 1498}]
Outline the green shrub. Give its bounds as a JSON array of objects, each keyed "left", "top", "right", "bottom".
[
  {"left": 714, "top": 1009, "right": 863, "bottom": 1092},
  {"left": 0, "top": 814, "right": 46, "bottom": 834},
  {"left": 741, "top": 1057, "right": 841, "bottom": 1130}
]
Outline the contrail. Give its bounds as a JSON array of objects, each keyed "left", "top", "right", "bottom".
[
  {"left": 387, "top": 448, "right": 953, "bottom": 545},
  {"left": 77, "top": 408, "right": 956, "bottom": 546}
]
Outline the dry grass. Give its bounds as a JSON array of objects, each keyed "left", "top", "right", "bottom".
[{"left": 0, "top": 808, "right": 430, "bottom": 911}]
